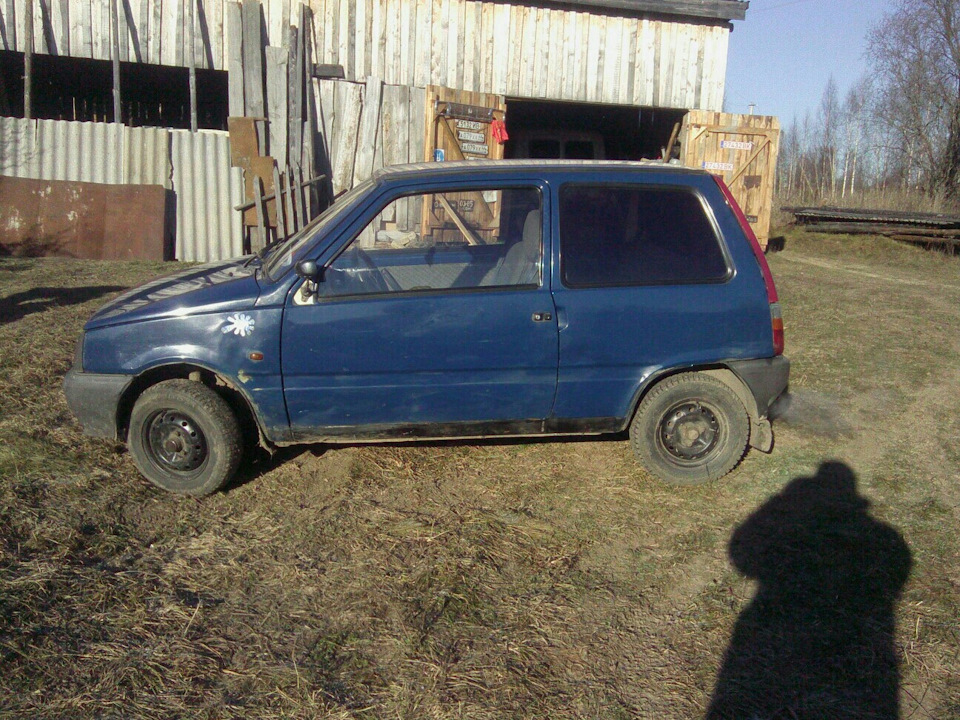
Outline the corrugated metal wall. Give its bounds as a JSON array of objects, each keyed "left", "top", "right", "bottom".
[{"left": 0, "top": 117, "right": 244, "bottom": 261}]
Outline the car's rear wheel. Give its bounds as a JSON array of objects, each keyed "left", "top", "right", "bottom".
[
  {"left": 128, "top": 379, "right": 242, "bottom": 496},
  {"left": 630, "top": 372, "right": 749, "bottom": 486}
]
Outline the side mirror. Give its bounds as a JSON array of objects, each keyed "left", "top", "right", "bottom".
[
  {"left": 295, "top": 259, "right": 321, "bottom": 301},
  {"left": 295, "top": 259, "right": 320, "bottom": 280}
]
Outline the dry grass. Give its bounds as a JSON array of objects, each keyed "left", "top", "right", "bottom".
[{"left": 1, "top": 240, "right": 958, "bottom": 719}]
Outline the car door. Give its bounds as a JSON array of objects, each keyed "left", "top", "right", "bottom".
[
  {"left": 550, "top": 175, "right": 767, "bottom": 425},
  {"left": 281, "top": 182, "right": 558, "bottom": 439}
]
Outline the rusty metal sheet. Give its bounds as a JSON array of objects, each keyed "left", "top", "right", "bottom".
[
  {"left": 228, "top": 116, "right": 260, "bottom": 169},
  {"left": 0, "top": 176, "right": 171, "bottom": 260},
  {"left": 242, "top": 156, "right": 279, "bottom": 227}
]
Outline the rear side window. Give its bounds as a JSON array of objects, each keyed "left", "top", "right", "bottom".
[{"left": 559, "top": 184, "right": 729, "bottom": 287}]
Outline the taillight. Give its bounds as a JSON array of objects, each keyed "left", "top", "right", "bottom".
[
  {"left": 712, "top": 176, "right": 784, "bottom": 356},
  {"left": 770, "top": 302, "right": 784, "bottom": 356}
]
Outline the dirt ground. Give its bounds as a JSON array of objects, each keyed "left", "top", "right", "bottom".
[{"left": 1, "top": 231, "right": 958, "bottom": 719}]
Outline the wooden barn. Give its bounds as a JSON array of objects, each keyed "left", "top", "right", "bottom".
[{"left": 0, "top": 0, "right": 779, "bottom": 258}]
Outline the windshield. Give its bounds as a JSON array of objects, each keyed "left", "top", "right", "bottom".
[{"left": 262, "top": 180, "right": 374, "bottom": 281}]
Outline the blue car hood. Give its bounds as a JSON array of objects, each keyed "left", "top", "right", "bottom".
[{"left": 87, "top": 258, "right": 261, "bottom": 329}]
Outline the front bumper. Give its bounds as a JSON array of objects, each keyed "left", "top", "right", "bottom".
[{"left": 63, "top": 366, "right": 133, "bottom": 439}]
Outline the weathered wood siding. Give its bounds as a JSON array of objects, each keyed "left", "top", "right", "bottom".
[
  {"left": 0, "top": 0, "right": 730, "bottom": 111},
  {"left": 316, "top": 78, "right": 426, "bottom": 196}
]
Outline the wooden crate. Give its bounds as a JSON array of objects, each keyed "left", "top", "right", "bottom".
[{"left": 680, "top": 111, "right": 780, "bottom": 248}]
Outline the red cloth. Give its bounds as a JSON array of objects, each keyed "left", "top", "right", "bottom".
[{"left": 491, "top": 119, "right": 509, "bottom": 144}]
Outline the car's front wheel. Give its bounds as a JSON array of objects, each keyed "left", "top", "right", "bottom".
[
  {"left": 128, "top": 379, "right": 242, "bottom": 496},
  {"left": 630, "top": 372, "right": 749, "bottom": 486}
]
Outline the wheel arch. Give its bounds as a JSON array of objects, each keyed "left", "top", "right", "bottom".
[
  {"left": 117, "top": 363, "right": 273, "bottom": 452},
  {"left": 627, "top": 364, "right": 772, "bottom": 452}
]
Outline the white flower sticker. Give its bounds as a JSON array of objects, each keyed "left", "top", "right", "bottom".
[{"left": 222, "top": 313, "right": 255, "bottom": 337}]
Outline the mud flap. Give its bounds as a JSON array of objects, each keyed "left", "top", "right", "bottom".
[{"left": 750, "top": 417, "right": 773, "bottom": 453}]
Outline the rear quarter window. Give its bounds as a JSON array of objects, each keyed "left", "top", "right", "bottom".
[{"left": 559, "top": 184, "right": 730, "bottom": 287}]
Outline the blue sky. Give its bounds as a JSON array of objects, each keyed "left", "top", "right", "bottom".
[{"left": 725, "top": 0, "right": 898, "bottom": 124}]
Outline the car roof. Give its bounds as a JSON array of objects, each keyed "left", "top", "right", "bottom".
[{"left": 371, "top": 159, "right": 709, "bottom": 183}]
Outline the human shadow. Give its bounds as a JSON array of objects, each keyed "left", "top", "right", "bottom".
[
  {"left": 706, "top": 461, "right": 912, "bottom": 720},
  {"left": 0, "top": 286, "right": 126, "bottom": 325}
]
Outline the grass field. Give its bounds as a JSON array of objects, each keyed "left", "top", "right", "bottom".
[{"left": 1, "top": 231, "right": 958, "bottom": 719}]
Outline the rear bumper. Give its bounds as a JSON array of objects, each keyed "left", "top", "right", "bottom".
[
  {"left": 63, "top": 367, "right": 132, "bottom": 439},
  {"left": 729, "top": 355, "right": 790, "bottom": 417}
]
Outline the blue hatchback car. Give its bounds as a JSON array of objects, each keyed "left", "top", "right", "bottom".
[{"left": 64, "top": 161, "right": 788, "bottom": 496}]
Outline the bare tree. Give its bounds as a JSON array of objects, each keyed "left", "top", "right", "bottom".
[{"left": 868, "top": 0, "right": 960, "bottom": 199}]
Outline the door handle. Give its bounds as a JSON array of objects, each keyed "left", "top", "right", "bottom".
[{"left": 531, "top": 312, "right": 553, "bottom": 322}]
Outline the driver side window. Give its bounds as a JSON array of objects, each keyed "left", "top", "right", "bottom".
[{"left": 318, "top": 186, "right": 542, "bottom": 298}]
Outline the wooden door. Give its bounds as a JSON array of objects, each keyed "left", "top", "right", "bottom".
[
  {"left": 680, "top": 111, "right": 780, "bottom": 248},
  {"left": 422, "top": 86, "right": 507, "bottom": 245}
]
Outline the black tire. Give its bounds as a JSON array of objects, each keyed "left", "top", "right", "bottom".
[
  {"left": 128, "top": 379, "right": 242, "bottom": 496},
  {"left": 629, "top": 372, "right": 750, "bottom": 486}
]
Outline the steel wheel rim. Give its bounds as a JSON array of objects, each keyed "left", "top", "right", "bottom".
[
  {"left": 145, "top": 409, "right": 208, "bottom": 474},
  {"left": 658, "top": 401, "right": 721, "bottom": 463}
]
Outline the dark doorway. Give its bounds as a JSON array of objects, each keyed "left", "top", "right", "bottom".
[
  {"left": 503, "top": 98, "right": 686, "bottom": 162},
  {"left": 0, "top": 50, "right": 228, "bottom": 130}
]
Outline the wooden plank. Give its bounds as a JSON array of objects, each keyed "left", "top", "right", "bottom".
[
  {"left": 265, "top": 45, "right": 288, "bottom": 164},
  {"left": 323, "top": 0, "right": 338, "bottom": 67},
  {"left": 287, "top": 24, "right": 302, "bottom": 169},
  {"left": 111, "top": 0, "right": 122, "bottom": 121},
  {"left": 285, "top": 165, "right": 297, "bottom": 232},
  {"left": 521, "top": 7, "right": 537, "bottom": 97},
  {"left": 273, "top": 161, "right": 286, "bottom": 240},
  {"left": 433, "top": 0, "right": 447, "bottom": 87},
  {"left": 545, "top": 9, "right": 560, "bottom": 99},
  {"left": 623, "top": 17, "right": 637, "bottom": 105},
  {"left": 480, "top": 2, "right": 493, "bottom": 91},
  {"left": 34, "top": 0, "right": 47, "bottom": 54},
  {"left": 353, "top": 0, "right": 365, "bottom": 80},
  {"left": 160, "top": 0, "right": 177, "bottom": 65},
  {"left": 371, "top": 0, "right": 383, "bottom": 80},
  {"left": 121, "top": 0, "right": 142, "bottom": 63},
  {"left": 382, "top": 0, "right": 396, "bottom": 84},
  {"left": 331, "top": 80, "right": 361, "bottom": 194},
  {"left": 90, "top": 0, "right": 105, "bottom": 59},
  {"left": 336, "top": 0, "right": 350, "bottom": 80},
  {"left": 242, "top": 0, "right": 265, "bottom": 147},
  {"left": 398, "top": 0, "right": 411, "bottom": 84},
  {"left": 317, "top": 79, "right": 336, "bottom": 168},
  {"left": 532, "top": 7, "right": 547, "bottom": 98},
  {"left": 448, "top": 0, "right": 462, "bottom": 91},
  {"left": 3, "top": 0, "right": 16, "bottom": 50},
  {"left": 207, "top": 0, "right": 224, "bottom": 69},
  {"left": 149, "top": 0, "right": 162, "bottom": 63},
  {"left": 52, "top": 0, "right": 70, "bottom": 55},
  {"left": 491, "top": 3, "right": 509, "bottom": 94},
  {"left": 507, "top": 6, "right": 521, "bottom": 96},
  {"left": 462, "top": 1, "right": 477, "bottom": 91},
  {"left": 414, "top": 1, "right": 430, "bottom": 88},
  {"left": 562, "top": 9, "right": 576, "bottom": 100},
  {"left": 602, "top": 16, "right": 621, "bottom": 105},
  {"left": 294, "top": 161, "right": 306, "bottom": 227},
  {"left": 585, "top": 14, "right": 600, "bottom": 102},
  {"left": 253, "top": 174, "right": 267, "bottom": 251},
  {"left": 23, "top": 0, "right": 31, "bottom": 117},
  {"left": 354, "top": 75, "right": 381, "bottom": 183},
  {"left": 301, "top": 5, "right": 318, "bottom": 214},
  {"left": 226, "top": 0, "right": 243, "bottom": 117},
  {"left": 114, "top": 0, "right": 128, "bottom": 60}
]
